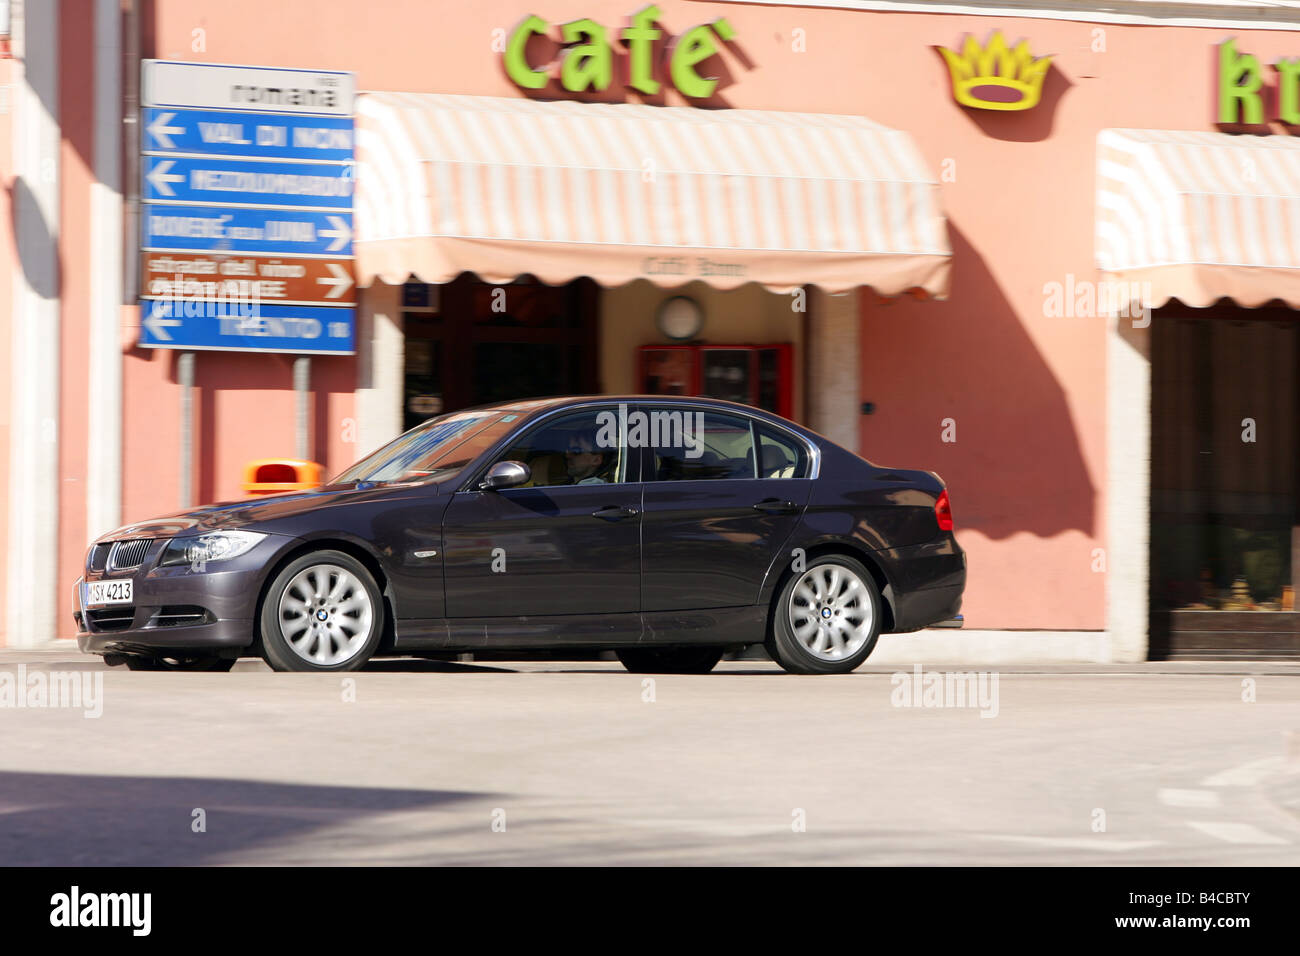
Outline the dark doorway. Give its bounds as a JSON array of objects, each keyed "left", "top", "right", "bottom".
[
  {"left": 402, "top": 274, "right": 600, "bottom": 430},
  {"left": 1149, "top": 303, "right": 1300, "bottom": 658}
]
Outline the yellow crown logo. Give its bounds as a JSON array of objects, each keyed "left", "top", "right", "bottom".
[{"left": 937, "top": 31, "right": 1052, "bottom": 111}]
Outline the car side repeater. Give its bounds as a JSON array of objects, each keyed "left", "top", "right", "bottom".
[{"left": 935, "top": 490, "right": 954, "bottom": 531}]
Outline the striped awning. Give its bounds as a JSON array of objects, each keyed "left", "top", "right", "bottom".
[
  {"left": 354, "top": 92, "right": 950, "bottom": 295},
  {"left": 1097, "top": 128, "right": 1300, "bottom": 309}
]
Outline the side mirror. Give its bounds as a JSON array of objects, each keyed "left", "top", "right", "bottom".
[{"left": 479, "top": 460, "right": 530, "bottom": 491}]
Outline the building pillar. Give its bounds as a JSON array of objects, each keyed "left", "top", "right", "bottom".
[
  {"left": 355, "top": 282, "right": 403, "bottom": 459},
  {"left": 86, "top": 0, "right": 122, "bottom": 541},
  {"left": 1106, "top": 308, "right": 1151, "bottom": 662},
  {"left": 6, "top": 0, "right": 61, "bottom": 647},
  {"left": 807, "top": 288, "right": 859, "bottom": 454}
]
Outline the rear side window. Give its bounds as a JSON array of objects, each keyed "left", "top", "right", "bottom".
[
  {"left": 756, "top": 426, "right": 809, "bottom": 479},
  {"left": 648, "top": 410, "right": 756, "bottom": 481}
]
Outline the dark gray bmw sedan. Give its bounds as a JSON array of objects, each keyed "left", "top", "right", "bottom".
[{"left": 74, "top": 395, "right": 965, "bottom": 674}]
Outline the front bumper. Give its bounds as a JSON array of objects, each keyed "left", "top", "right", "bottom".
[
  {"left": 74, "top": 535, "right": 293, "bottom": 657},
  {"left": 77, "top": 616, "right": 255, "bottom": 657}
]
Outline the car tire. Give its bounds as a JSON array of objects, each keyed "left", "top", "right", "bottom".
[
  {"left": 259, "top": 550, "right": 384, "bottom": 673},
  {"left": 615, "top": 646, "right": 723, "bottom": 674},
  {"left": 123, "top": 655, "right": 237, "bottom": 672},
  {"left": 766, "top": 553, "right": 883, "bottom": 675}
]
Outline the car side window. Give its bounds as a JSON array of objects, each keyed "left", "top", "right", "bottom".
[
  {"left": 494, "top": 410, "right": 626, "bottom": 488},
  {"left": 648, "top": 409, "right": 757, "bottom": 481},
  {"left": 756, "top": 426, "right": 809, "bottom": 479}
]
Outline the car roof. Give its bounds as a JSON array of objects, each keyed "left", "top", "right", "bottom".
[{"left": 464, "top": 394, "right": 802, "bottom": 426}]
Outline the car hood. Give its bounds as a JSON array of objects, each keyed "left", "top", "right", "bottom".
[{"left": 91, "top": 481, "right": 441, "bottom": 543}]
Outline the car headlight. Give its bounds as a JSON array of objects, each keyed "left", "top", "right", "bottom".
[{"left": 160, "top": 530, "right": 267, "bottom": 569}]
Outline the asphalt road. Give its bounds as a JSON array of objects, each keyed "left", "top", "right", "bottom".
[{"left": 1, "top": 648, "right": 1298, "bottom": 865}]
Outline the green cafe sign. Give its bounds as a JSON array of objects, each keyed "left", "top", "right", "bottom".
[
  {"left": 1218, "top": 38, "right": 1300, "bottom": 125},
  {"left": 503, "top": 4, "right": 737, "bottom": 100}
]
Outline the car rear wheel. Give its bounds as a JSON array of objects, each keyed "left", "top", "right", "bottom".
[
  {"left": 767, "top": 554, "right": 882, "bottom": 675},
  {"left": 260, "top": 550, "right": 383, "bottom": 672},
  {"left": 122, "top": 655, "right": 237, "bottom": 671},
  {"left": 616, "top": 646, "right": 723, "bottom": 674}
]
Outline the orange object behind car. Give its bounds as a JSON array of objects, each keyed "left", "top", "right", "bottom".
[{"left": 242, "top": 458, "right": 323, "bottom": 496}]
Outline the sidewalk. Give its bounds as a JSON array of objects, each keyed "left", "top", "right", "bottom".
[
  {"left": 3, "top": 630, "right": 1299, "bottom": 672},
  {"left": 872, "top": 629, "right": 1111, "bottom": 665}
]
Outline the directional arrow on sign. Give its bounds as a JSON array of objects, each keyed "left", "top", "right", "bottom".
[
  {"left": 320, "top": 216, "right": 352, "bottom": 253},
  {"left": 316, "top": 262, "right": 354, "bottom": 299},
  {"left": 147, "top": 111, "right": 186, "bottom": 150},
  {"left": 143, "top": 300, "right": 183, "bottom": 341},
  {"left": 146, "top": 159, "right": 185, "bottom": 197}
]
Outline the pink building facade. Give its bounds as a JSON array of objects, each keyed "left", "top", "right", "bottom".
[{"left": 8, "top": 0, "right": 1300, "bottom": 658}]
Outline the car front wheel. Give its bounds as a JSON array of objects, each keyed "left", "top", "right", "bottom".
[
  {"left": 260, "top": 550, "right": 384, "bottom": 672},
  {"left": 616, "top": 646, "right": 723, "bottom": 674},
  {"left": 767, "top": 554, "right": 882, "bottom": 674}
]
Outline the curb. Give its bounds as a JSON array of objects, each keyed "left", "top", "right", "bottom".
[{"left": 4, "top": 630, "right": 1300, "bottom": 671}]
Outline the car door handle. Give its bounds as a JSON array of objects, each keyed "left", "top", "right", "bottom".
[
  {"left": 753, "top": 498, "right": 799, "bottom": 515},
  {"left": 592, "top": 505, "right": 640, "bottom": 521}
]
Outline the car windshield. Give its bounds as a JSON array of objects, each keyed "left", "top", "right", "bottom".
[{"left": 331, "top": 410, "right": 524, "bottom": 484}]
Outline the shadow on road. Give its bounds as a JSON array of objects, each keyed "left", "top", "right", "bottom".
[
  {"left": 0, "top": 770, "right": 492, "bottom": 866},
  {"left": 360, "top": 659, "right": 517, "bottom": 673}
]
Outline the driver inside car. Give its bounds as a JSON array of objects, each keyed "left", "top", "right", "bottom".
[{"left": 564, "top": 431, "right": 615, "bottom": 484}]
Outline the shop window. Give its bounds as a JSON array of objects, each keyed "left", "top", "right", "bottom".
[
  {"left": 638, "top": 344, "right": 794, "bottom": 419},
  {"left": 403, "top": 274, "right": 598, "bottom": 425},
  {"left": 1150, "top": 314, "right": 1298, "bottom": 613},
  {"left": 470, "top": 279, "right": 582, "bottom": 329}
]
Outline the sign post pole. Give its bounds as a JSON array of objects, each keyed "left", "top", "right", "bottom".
[
  {"left": 294, "top": 355, "right": 311, "bottom": 461},
  {"left": 178, "top": 351, "right": 195, "bottom": 509}
]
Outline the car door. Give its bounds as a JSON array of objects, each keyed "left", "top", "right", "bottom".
[
  {"left": 441, "top": 406, "right": 642, "bottom": 620},
  {"left": 638, "top": 405, "right": 814, "bottom": 611}
]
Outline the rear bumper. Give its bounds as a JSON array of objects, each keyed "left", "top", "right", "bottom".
[
  {"left": 881, "top": 536, "right": 966, "bottom": 633},
  {"left": 892, "top": 584, "right": 964, "bottom": 633},
  {"left": 928, "top": 614, "right": 964, "bottom": 628}
]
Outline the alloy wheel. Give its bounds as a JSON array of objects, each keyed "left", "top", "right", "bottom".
[
  {"left": 787, "top": 563, "right": 875, "bottom": 662},
  {"left": 277, "top": 563, "right": 375, "bottom": 666}
]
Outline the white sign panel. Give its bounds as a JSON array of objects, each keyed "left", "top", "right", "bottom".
[{"left": 142, "top": 61, "right": 355, "bottom": 116}]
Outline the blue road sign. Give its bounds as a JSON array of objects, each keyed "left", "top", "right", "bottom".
[
  {"left": 144, "top": 205, "right": 353, "bottom": 256},
  {"left": 141, "top": 62, "right": 356, "bottom": 354},
  {"left": 140, "top": 298, "right": 355, "bottom": 354},
  {"left": 144, "top": 155, "right": 355, "bottom": 208},
  {"left": 143, "top": 108, "right": 355, "bottom": 162}
]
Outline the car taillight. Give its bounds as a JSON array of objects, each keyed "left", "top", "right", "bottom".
[{"left": 935, "top": 489, "right": 953, "bottom": 531}]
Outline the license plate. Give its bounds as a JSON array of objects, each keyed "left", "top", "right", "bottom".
[{"left": 85, "top": 580, "right": 133, "bottom": 607}]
